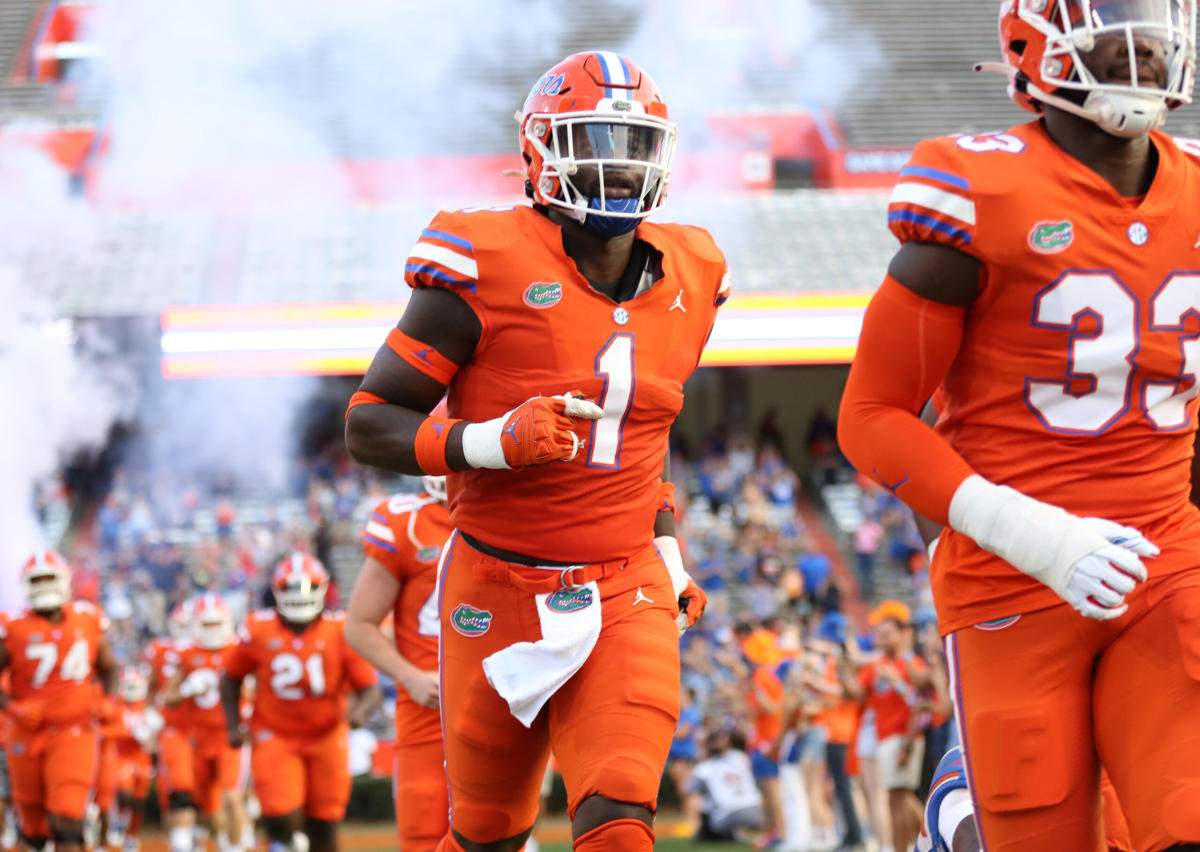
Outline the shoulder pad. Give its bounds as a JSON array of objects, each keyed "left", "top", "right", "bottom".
[
  {"left": 72, "top": 600, "right": 99, "bottom": 615},
  {"left": 251, "top": 609, "right": 276, "bottom": 622},
  {"left": 321, "top": 610, "right": 346, "bottom": 623},
  {"left": 406, "top": 209, "right": 479, "bottom": 294}
]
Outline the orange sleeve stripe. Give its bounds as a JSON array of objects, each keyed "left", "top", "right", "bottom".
[
  {"left": 386, "top": 328, "right": 460, "bottom": 386},
  {"left": 836, "top": 275, "right": 976, "bottom": 525},
  {"left": 413, "top": 416, "right": 462, "bottom": 476},
  {"left": 345, "top": 390, "right": 386, "bottom": 419}
]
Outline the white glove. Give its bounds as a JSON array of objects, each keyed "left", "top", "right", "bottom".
[{"left": 949, "top": 475, "right": 1157, "bottom": 620}]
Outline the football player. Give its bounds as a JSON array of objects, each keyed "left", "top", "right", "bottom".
[
  {"left": 344, "top": 50, "right": 724, "bottom": 852},
  {"left": 344, "top": 467, "right": 453, "bottom": 852},
  {"left": 112, "top": 667, "right": 158, "bottom": 852},
  {"left": 0, "top": 552, "right": 117, "bottom": 852},
  {"left": 221, "top": 554, "right": 380, "bottom": 852},
  {"left": 147, "top": 600, "right": 199, "bottom": 852},
  {"left": 839, "top": 0, "right": 1200, "bottom": 848},
  {"left": 164, "top": 594, "right": 246, "bottom": 852}
]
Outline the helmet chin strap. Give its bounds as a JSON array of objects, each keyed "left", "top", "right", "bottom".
[
  {"left": 975, "top": 61, "right": 1168, "bottom": 138},
  {"left": 580, "top": 196, "right": 642, "bottom": 237}
]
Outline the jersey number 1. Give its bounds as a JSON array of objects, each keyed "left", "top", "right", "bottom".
[{"left": 588, "top": 334, "right": 635, "bottom": 468}]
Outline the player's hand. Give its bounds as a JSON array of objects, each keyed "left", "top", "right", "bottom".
[
  {"left": 7, "top": 699, "right": 44, "bottom": 732},
  {"left": 949, "top": 475, "right": 1154, "bottom": 621},
  {"left": 227, "top": 724, "right": 246, "bottom": 749},
  {"left": 461, "top": 392, "right": 603, "bottom": 470},
  {"left": 401, "top": 669, "right": 440, "bottom": 711},
  {"left": 676, "top": 578, "right": 708, "bottom": 635}
]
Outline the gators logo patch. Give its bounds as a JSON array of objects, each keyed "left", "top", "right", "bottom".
[
  {"left": 417, "top": 546, "right": 440, "bottom": 563},
  {"left": 523, "top": 281, "right": 563, "bottom": 309},
  {"left": 1028, "top": 220, "right": 1074, "bottom": 254},
  {"left": 546, "top": 587, "right": 593, "bottom": 613},
  {"left": 451, "top": 603, "right": 493, "bottom": 637}
]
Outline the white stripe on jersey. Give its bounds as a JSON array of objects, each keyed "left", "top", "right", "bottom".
[
  {"left": 890, "top": 182, "right": 976, "bottom": 226},
  {"left": 365, "top": 520, "right": 396, "bottom": 543},
  {"left": 408, "top": 241, "right": 479, "bottom": 279}
]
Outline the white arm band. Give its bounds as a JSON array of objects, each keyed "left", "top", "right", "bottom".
[
  {"left": 947, "top": 474, "right": 1108, "bottom": 596},
  {"left": 654, "top": 535, "right": 689, "bottom": 598},
  {"left": 461, "top": 419, "right": 509, "bottom": 470}
]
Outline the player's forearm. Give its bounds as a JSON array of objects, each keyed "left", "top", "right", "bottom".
[
  {"left": 345, "top": 405, "right": 468, "bottom": 474},
  {"left": 838, "top": 276, "right": 975, "bottom": 525},
  {"left": 343, "top": 618, "right": 422, "bottom": 686},
  {"left": 349, "top": 684, "right": 383, "bottom": 724},
  {"left": 219, "top": 675, "right": 243, "bottom": 733}
]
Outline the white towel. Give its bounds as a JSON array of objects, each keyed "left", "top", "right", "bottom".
[{"left": 481, "top": 580, "right": 603, "bottom": 727}]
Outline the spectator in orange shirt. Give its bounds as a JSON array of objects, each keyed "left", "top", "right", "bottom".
[
  {"left": 842, "top": 604, "right": 930, "bottom": 852},
  {"left": 747, "top": 658, "right": 785, "bottom": 850}
]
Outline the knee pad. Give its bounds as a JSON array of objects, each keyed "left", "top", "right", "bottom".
[
  {"left": 168, "top": 791, "right": 196, "bottom": 812},
  {"left": 968, "top": 705, "right": 1069, "bottom": 812},
  {"left": 573, "top": 818, "right": 654, "bottom": 852}
]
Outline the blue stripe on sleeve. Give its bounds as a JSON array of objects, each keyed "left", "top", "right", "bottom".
[
  {"left": 405, "top": 263, "right": 478, "bottom": 292},
  {"left": 370, "top": 513, "right": 389, "bottom": 524},
  {"left": 420, "top": 228, "right": 474, "bottom": 253},
  {"left": 898, "top": 165, "right": 970, "bottom": 191},
  {"left": 887, "top": 210, "right": 973, "bottom": 244},
  {"left": 364, "top": 534, "right": 399, "bottom": 553}
]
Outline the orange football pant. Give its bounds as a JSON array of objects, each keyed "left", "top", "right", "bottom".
[
  {"left": 191, "top": 728, "right": 246, "bottom": 816},
  {"left": 9, "top": 723, "right": 99, "bottom": 831},
  {"left": 250, "top": 722, "right": 350, "bottom": 821},
  {"left": 1101, "top": 771, "right": 1131, "bottom": 852},
  {"left": 95, "top": 737, "right": 120, "bottom": 812},
  {"left": 948, "top": 568, "right": 1200, "bottom": 852},
  {"left": 157, "top": 726, "right": 196, "bottom": 804},
  {"left": 394, "top": 738, "right": 448, "bottom": 852},
  {"left": 437, "top": 534, "right": 680, "bottom": 844},
  {"left": 117, "top": 748, "right": 153, "bottom": 801}
]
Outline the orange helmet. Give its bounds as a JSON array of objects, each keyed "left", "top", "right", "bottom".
[
  {"left": 519, "top": 51, "right": 677, "bottom": 237},
  {"left": 192, "top": 592, "right": 233, "bottom": 650},
  {"left": 982, "top": 0, "right": 1196, "bottom": 137},
  {"left": 21, "top": 550, "right": 71, "bottom": 612},
  {"left": 167, "top": 598, "right": 195, "bottom": 641},
  {"left": 272, "top": 553, "right": 329, "bottom": 623}
]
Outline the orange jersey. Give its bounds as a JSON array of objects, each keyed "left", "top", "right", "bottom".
[
  {"left": 225, "top": 610, "right": 377, "bottom": 737},
  {"left": 144, "top": 638, "right": 189, "bottom": 730},
  {"left": 748, "top": 666, "right": 784, "bottom": 751},
  {"left": 114, "top": 700, "right": 153, "bottom": 757},
  {"left": 0, "top": 601, "right": 108, "bottom": 727},
  {"left": 856, "top": 654, "right": 926, "bottom": 740},
  {"left": 405, "top": 205, "right": 728, "bottom": 562},
  {"left": 363, "top": 493, "right": 451, "bottom": 746},
  {"left": 888, "top": 120, "right": 1200, "bottom": 631},
  {"left": 178, "top": 644, "right": 235, "bottom": 732}
]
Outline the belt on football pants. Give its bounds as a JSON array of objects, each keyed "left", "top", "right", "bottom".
[{"left": 461, "top": 533, "right": 629, "bottom": 592}]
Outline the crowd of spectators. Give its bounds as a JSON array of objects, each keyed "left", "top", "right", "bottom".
[{"left": 29, "top": 406, "right": 950, "bottom": 851}]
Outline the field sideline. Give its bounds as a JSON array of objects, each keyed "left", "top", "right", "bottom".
[{"left": 121, "top": 822, "right": 753, "bottom": 852}]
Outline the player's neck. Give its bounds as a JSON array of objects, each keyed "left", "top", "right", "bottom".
[
  {"left": 33, "top": 607, "right": 64, "bottom": 623},
  {"left": 548, "top": 209, "right": 636, "bottom": 291},
  {"left": 1041, "top": 108, "right": 1158, "bottom": 198}
]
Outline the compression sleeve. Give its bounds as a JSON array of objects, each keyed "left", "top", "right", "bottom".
[{"left": 837, "top": 275, "right": 976, "bottom": 525}]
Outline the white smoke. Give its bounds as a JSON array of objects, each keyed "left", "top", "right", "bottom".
[{"left": 0, "top": 143, "right": 135, "bottom": 610}]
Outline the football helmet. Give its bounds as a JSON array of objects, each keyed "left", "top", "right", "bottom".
[
  {"left": 192, "top": 592, "right": 233, "bottom": 650},
  {"left": 167, "top": 598, "right": 195, "bottom": 641},
  {"left": 21, "top": 551, "right": 71, "bottom": 612},
  {"left": 422, "top": 398, "right": 449, "bottom": 502},
  {"left": 519, "top": 51, "right": 677, "bottom": 237},
  {"left": 273, "top": 552, "right": 329, "bottom": 623},
  {"left": 118, "top": 667, "right": 149, "bottom": 703},
  {"left": 980, "top": 0, "right": 1196, "bottom": 137}
]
